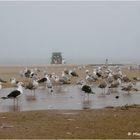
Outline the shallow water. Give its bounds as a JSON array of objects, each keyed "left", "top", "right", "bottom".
[{"left": 0, "top": 84, "right": 140, "bottom": 112}]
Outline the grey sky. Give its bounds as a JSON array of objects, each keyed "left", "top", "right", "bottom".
[{"left": 0, "top": 1, "right": 140, "bottom": 64}]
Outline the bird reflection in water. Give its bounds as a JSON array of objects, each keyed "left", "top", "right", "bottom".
[
  {"left": 25, "top": 95, "right": 37, "bottom": 101},
  {"left": 82, "top": 100, "right": 92, "bottom": 109},
  {"left": 7, "top": 103, "right": 20, "bottom": 112}
]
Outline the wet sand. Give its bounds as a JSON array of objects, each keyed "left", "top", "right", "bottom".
[
  {"left": 0, "top": 64, "right": 140, "bottom": 138},
  {"left": 0, "top": 107, "right": 140, "bottom": 139}
]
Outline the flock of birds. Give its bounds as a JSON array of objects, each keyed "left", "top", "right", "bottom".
[{"left": 0, "top": 64, "right": 140, "bottom": 108}]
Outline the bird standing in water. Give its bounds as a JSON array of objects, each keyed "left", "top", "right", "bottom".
[
  {"left": 78, "top": 80, "right": 95, "bottom": 101},
  {"left": 1, "top": 82, "right": 24, "bottom": 108}
]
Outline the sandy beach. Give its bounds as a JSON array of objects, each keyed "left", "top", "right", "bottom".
[
  {"left": 1, "top": 0, "right": 140, "bottom": 139},
  {"left": 0, "top": 64, "right": 140, "bottom": 139},
  {"left": 0, "top": 64, "right": 140, "bottom": 87},
  {"left": 0, "top": 107, "right": 140, "bottom": 139}
]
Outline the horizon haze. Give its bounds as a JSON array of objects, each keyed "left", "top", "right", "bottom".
[{"left": 0, "top": 1, "right": 140, "bottom": 65}]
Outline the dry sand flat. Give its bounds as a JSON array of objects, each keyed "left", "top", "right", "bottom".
[{"left": 0, "top": 64, "right": 140, "bottom": 139}]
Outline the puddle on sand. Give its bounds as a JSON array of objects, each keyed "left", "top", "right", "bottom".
[{"left": 0, "top": 84, "right": 140, "bottom": 112}]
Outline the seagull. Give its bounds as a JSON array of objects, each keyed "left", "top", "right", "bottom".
[
  {"left": 25, "top": 80, "right": 39, "bottom": 96},
  {"left": 78, "top": 80, "right": 95, "bottom": 101},
  {"left": 37, "top": 74, "right": 48, "bottom": 84},
  {"left": 85, "top": 74, "right": 96, "bottom": 83},
  {"left": 69, "top": 70, "right": 79, "bottom": 77},
  {"left": 122, "top": 75, "right": 131, "bottom": 83},
  {"left": 63, "top": 68, "right": 69, "bottom": 75},
  {"left": 98, "top": 80, "right": 107, "bottom": 94},
  {"left": 121, "top": 82, "right": 134, "bottom": 94},
  {"left": 46, "top": 76, "right": 54, "bottom": 94},
  {"left": 85, "top": 69, "right": 90, "bottom": 74},
  {"left": 82, "top": 85, "right": 94, "bottom": 94},
  {"left": 10, "top": 77, "right": 18, "bottom": 86},
  {"left": 1, "top": 82, "right": 24, "bottom": 106},
  {"left": 24, "top": 69, "right": 31, "bottom": 78},
  {"left": 96, "top": 70, "right": 102, "bottom": 78},
  {"left": 108, "top": 78, "right": 122, "bottom": 93}
]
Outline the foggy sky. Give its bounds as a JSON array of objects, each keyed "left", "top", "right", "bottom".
[{"left": 0, "top": 1, "right": 140, "bottom": 65}]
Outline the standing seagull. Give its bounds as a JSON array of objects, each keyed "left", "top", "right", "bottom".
[
  {"left": 46, "top": 75, "right": 54, "bottom": 94},
  {"left": 25, "top": 80, "right": 39, "bottom": 97},
  {"left": 121, "top": 82, "right": 135, "bottom": 94},
  {"left": 38, "top": 74, "right": 53, "bottom": 93},
  {"left": 98, "top": 80, "right": 107, "bottom": 94},
  {"left": 1, "top": 82, "right": 23, "bottom": 106},
  {"left": 108, "top": 78, "right": 121, "bottom": 93},
  {"left": 79, "top": 80, "right": 95, "bottom": 100}
]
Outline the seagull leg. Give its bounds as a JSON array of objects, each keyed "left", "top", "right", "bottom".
[
  {"left": 107, "top": 88, "right": 111, "bottom": 95},
  {"left": 83, "top": 93, "right": 86, "bottom": 101},
  {"left": 102, "top": 89, "right": 104, "bottom": 94},
  {"left": 33, "top": 89, "right": 35, "bottom": 97},
  {"left": 102, "top": 88, "right": 104, "bottom": 94},
  {"left": 104, "top": 88, "right": 106, "bottom": 94},
  {"left": 88, "top": 93, "right": 89, "bottom": 101},
  {"left": 16, "top": 98, "right": 19, "bottom": 111},
  {"left": 13, "top": 98, "right": 16, "bottom": 111},
  {"left": 13, "top": 98, "right": 15, "bottom": 106},
  {"left": 17, "top": 98, "right": 18, "bottom": 107}
]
